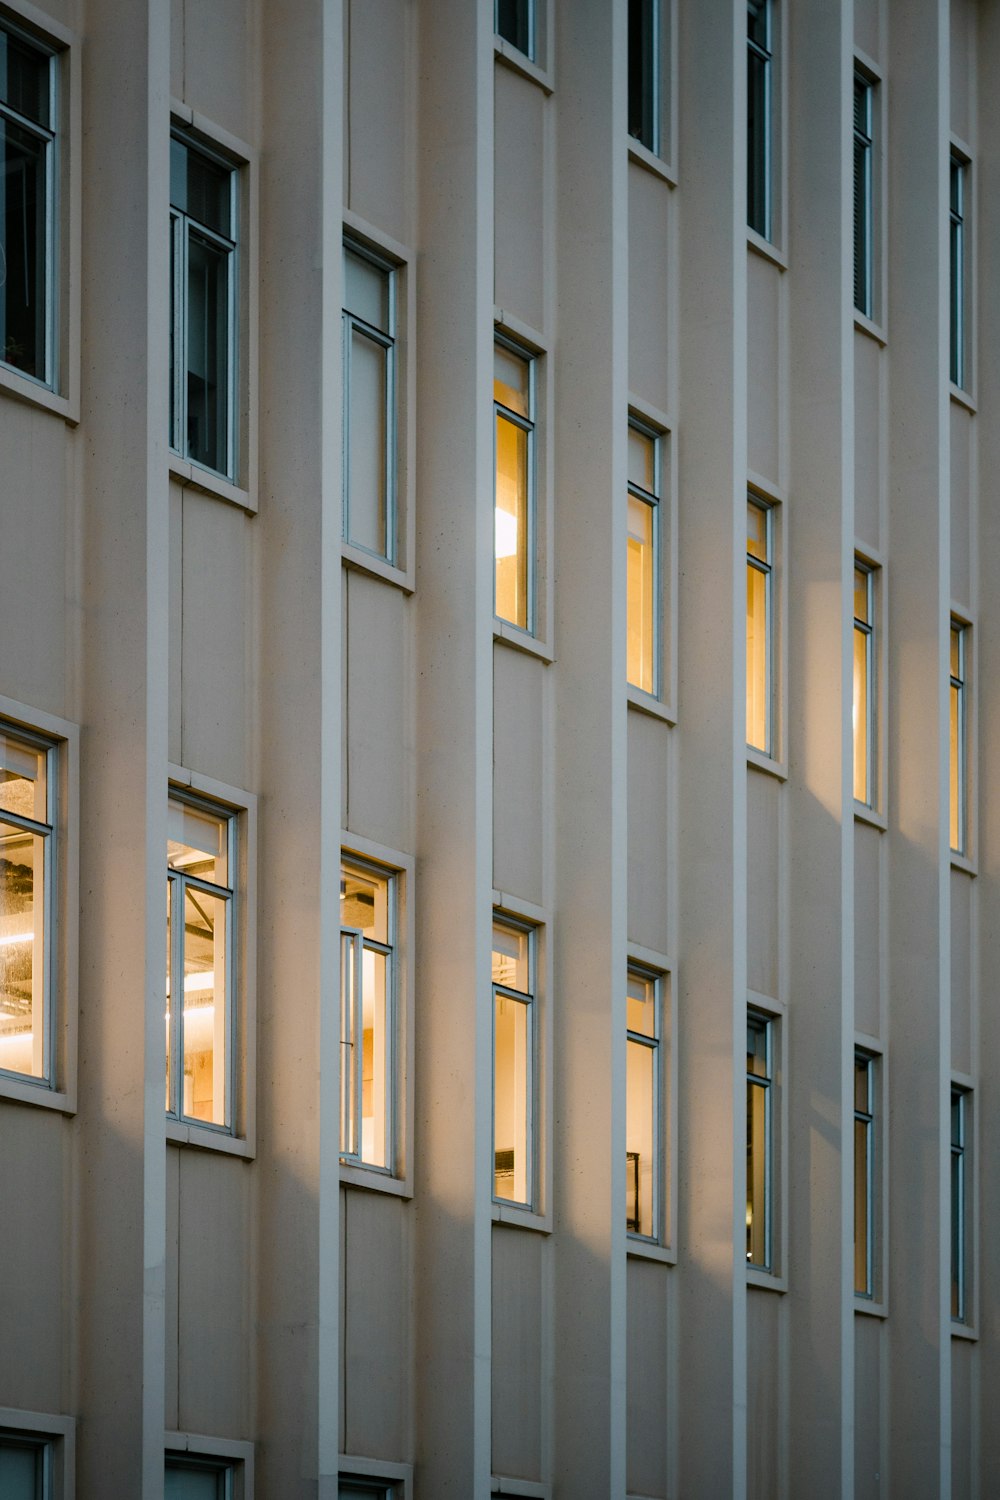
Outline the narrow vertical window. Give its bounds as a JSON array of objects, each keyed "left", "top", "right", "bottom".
[
  {"left": 494, "top": 338, "right": 535, "bottom": 633},
  {"left": 495, "top": 0, "right": 533, "bottom": 59},
  {"left": 627, "top": 423, "right": 660, "bottom": 696},
  {"left": 950, "top": 154, "right": 967, "bottom": 389},
  {"left": 492, "top": 919, "right": 534, "bottom": 1208},
  {"left": 0, "top": 727, "right": 54, "bottom": 1084},
  {"left": 854, "top": 1051, "right": 875, "bottom": 1297},
  {"left": 853, "top": 73, "right": 874, "bottom": 317},
  {"left": 166, "top": 796, "right": 236, "bottom": 1130},
  {"left": 853, "top": 563, "right": 875, "bottom": 806},
  {"left": 0, "top": 21, "right": 56, "bottom": 386},
  {"left": 746, "top": 1011, "right": 773, "bottom": 1270},
  {"left": 170, "top": 131, "right": 238, "bottom": 480},
  {"left": 951, "top": 1087, "right": 969, "bottom": 1323},
  {"left": 746, "top": 0, "right": 772, "bottom": 239},
  {"left": 340, "top": 857, "right": 394, "bottom": 1171},
  {"left": 950, "top": 622, "right": 967, "bottom": 854},
  {"left": 628, "top": 0, "right": 658, "bottom": 153},
  {"left": 343, "top": 242, "right": 397, "bottom": 562},
  {"left": 626, "top": 968, "right": 661, "bottom": 1240},
  {"left": 746, "top": 498, "right": 773, "bottom": 754}
]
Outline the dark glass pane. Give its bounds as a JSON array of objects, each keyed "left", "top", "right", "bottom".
[
  {"left": 0, "top": 29, "right": 50, "bottom": 128},
  {"left": 950, "top": 158, "right": 962, "bottom": 217},
  {"left": 185, "top": 231, "right": 230, "bottom": 473},
  {"left": 0, "top": 117, "right": 46, "bottom": 378},
  {"left": 747, "top": 49, "right": 767, "bottom": 236},
  {"left": 951, "top": 1147, "right": 962, "bottom": 1318},
  {"left": 628, "top": 0, "right": 656, "bottom": 150},
  {"left": 496, "top": 0, "right": 530, "bottom": 56},
  {"left": 747, "top": 0, "right": 768, "bottom": 51},
  {"left": 950, "top": 217, "right": 961, "bottom": 385},
  {"left": 171, "top": 138, "right": 231, "bottom": 238},
  {"left": 853, "top": 137, "right": 868, "bottom": 313},
  {"left": 853, "top": 77, "right": 868, "bottom": 136}
]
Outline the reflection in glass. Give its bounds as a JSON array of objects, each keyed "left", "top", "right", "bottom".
[
  {"left": 494, "top": 343, "right": 533, "bottom": 631},
  {"left": 626, "top": 970, "right": 658, "bottom": 1238},
  {"left": 853, "top": 566, "right": 873, "bottom": 805},
  {"left": 746, "top": 501, "right": 770, "bottom": 752},
  {"left": 493, "top": 921, "right": 532, "bottom": 1206},
  {"left": 746, "top": 1014, "right": 770, "bottom": 1268},
  {"left": 950, "top": 623, "right": 966, "bottom": 854},
  {"left": 0, "top": 731, "right": 50, "bottom": 1083}
]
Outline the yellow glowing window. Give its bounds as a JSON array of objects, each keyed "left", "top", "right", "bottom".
[
  {"left": 627, "top": 423, "right": 659, "bottom": 695},
  {"left": 626, "top": 968, "right": 660, "bottom": 1240},
  {"left": 746, "top": 499, "right": 772, "bottom": 753},
  {"left": 0, "top": 728, "right": 54, "bottom": 1084},
  {"left": 167, "top": 796, "right": 235, "bottom": 1130},
  {"left": 340, "top": 857, "right": 394, "bottom": 1171},
  {"left": 494, "top": 340, "right": 534, "bottom": 632},
  {"left": 853, "top": 564, "right": 874, "bottom": 805},
  {"left": 950, "top": 622, "right": 967, "bottom": 854},
  {"left": 746, "top": 1012, "right": 772, "bottom": 1270},
  {"left": 492, "top": 918, "right": 534, "bottom": 1207}
]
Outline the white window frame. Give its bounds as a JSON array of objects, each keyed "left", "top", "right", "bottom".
[
  {"left": 950, "top": 618, "right": 969, "bottom": 858},
  {"left": 342, "top": 235, "right": 398, "bottom": 566},
  {"left": 493, "top": 330, "right": 538, "bottom": 639},
  {"left": 338, "top": 1454, "right": 411, "bottom": 1500},
  {"left": 624, "top": 962, "right": 668, "bottom": 1248},
  {"left": 949, "top": 150, "right": 968, "bottom": 390},
  {"left": 853, "top": 559, "right": 876, "bottom": 811},
  {"left": 491, "top": 913, "right": 537, "bottom": 1213},
  {"left": 745, "top": 999, "right": 785, "bottom": 1287},
  {"left": 339, "top": 852, "right": 395, "bottom": 1177},
  {"left": 626, "top": 417, "right": 663, "bottom": 702},
  {"left": 166, "top": 765, "right": 256, "bottom": 1158},
  {"left": 494, "top": 0, "right": 535, "bottom": 62},
  {"left": 746, "top": 493, "right": 776, "bottom": 761},
  {"left": 338, "top": 834, "right": 413, "bottom": 1196},
  {"left": 853, "top": 63, "right": 881, "bottom": 323},
  {"left": 165, "top": 1431, "right": 253, "bottom": 1500},
  {"left": 0, "top": 695, "right": 78, "bottom": 1113},
  {"left": 0, "top": 1408, "right": 74, "bottom": 1500},
  {"left": 0, "top": 0, "right": 79, "bottom": 420},
  {"left": 627, "top": 0, "right": 661, "bottom": 157},
  {"left": 853, "top": 1045, "right": 884, "bottom": 1304}
]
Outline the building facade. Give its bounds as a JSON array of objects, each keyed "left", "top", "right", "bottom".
[{"left": 0, "top": 0, "right": 998, "bottom": 1495}]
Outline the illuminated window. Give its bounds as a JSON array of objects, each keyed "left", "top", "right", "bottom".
[
  {"left": 853, "top": 563, "right": 875, "bottom": 806},
  {"left": 165, "top": 1456, "right": 236, "bottom": 1499},
  {"left": 854, "top": 1050, "right": 876, "bottom": 1298},
  {"left": 747, "top": 0, "right": 772, "bottom": 239},
  {"left": 494, "top": 338, "right": 535, "bottom": 633},
  {"left": 626, "top": 423, "right": 660, "bottom": 695},
  {"left": 628, "top": 0, "right": 659, "bottom": 153},
  {"left": 0, "top": 19, "right": 57, "bottom": 387},
  {"left": 746, "top": 497, "right": 773, "bottom": 754},
  {"left": 626, "top": 968, "right": 662, "bottom": 1240},
  {"left": 746, "top": 1011, "right": 773, "bottom": 1270},
  {"left": 340, "top": 856, "right": 395, "bottom": 1172},
  {"left": 950, "top": 153, "right": 968, "bottom": 389},
  {"left": 492, "top": 918, "right": 535, "bottom": 1208},
  {"left": 950, "top": 621, "right": 967, "bottom": 855},
  {"left": 170, "top": 130, "right": 239, "bottom": 480},
  {"left": 951, "top": 1086, "right": 972, "bottom": 1324},
  {"left": 853, "top": 72, "right": 875, "bottom": 317},
  {"left": 0, "top": 726, "right": 55, "bottom": 1086},
  {"left": 343, "top": 241, "right": 397, "bottom": 562},
  {"left": 495, "top": 0, "right": 533, "bottom": 58},
  {"left": 166, "top": 795, "right": 236, "bottom": 1131}
]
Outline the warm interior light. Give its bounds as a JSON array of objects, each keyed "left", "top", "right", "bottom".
[
  {"left": 495, "top": 507, "right": 518, "bottom": 560},
  {"left": 0, "top": 931, "right": 33, "bottom": 947}
]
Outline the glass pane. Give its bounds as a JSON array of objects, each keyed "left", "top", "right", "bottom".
[
  {"left": 168, "top": 800, "right": 228, "bottom": 886},
  {"left": 854, "top": 568, "right": 870, "bottom": 625},
  {"left": 182, "top": 886, "right": 228, "bottom": 1125},
  {"left": 492, "top": 923, "right": 529, "bottom": 993},
  {"left": 185, "top": 231, "right": 230, "bottom": 474},
  {"left": 950, "top": 217, "right": 962, "bottom": 386},
  {"left": 347, "top": 327, "right": 388, "bottom": 556},
  {"left": 854, "top": 1115, "right": 870, "bottom": 1295},
  {"left": 360, "top": 947, "right": 389, "bottom": 1167},
  {"left": 0, "top": 733, "right": 46, "bottom": 822},
  {"left": 626, "top": 972, "right": 655, "bottom": 1037},
  {"left": 0, "top": 1438, "right": 43, "bottom": 1499},
  {"left": 746, "top": 501, "right": 767, "bottom": 561},
  {"left": 170, "top": 139, "right": 231, "bottom": 238},
  {"left": 340, "top": 1488, "right": 388, "bottom": 1500},
  {"left": 341, "top": 863, "right": 389, "bottom": 944},
  {"left": 627, "top": 0, "right": 656, "bottom": 150},
  {"left": 344, "top": 247, "right": 389, "bottom": 333},
  {"left": 747, "top": 0, "right": 768, "bottom": 49},
  {"left": 0, "top": 29, "right": 50, "bottom": 126},
  {"left": 951, "top": 625, "right": 961, "bottom": 679},
  {"left": 746, "top": 44, "right": 767, "bottom": 236},
  {"left": 0, "top": 824, "right": 44, "bottom": 1078},
  {"left": 853, "top": 134, "right": 869, "bottom": 314},
  {"left": 495, "top": 412, "right": 529, "bottom": 629},
  {"left": 951, "top": 1143, "right": 963, "bottom": 1320},
  {"left": 494, "top": 344, "right": 529, "bottom": 418},
  {"left": 626, "top": 1036, "right": 656, "bottom": 1236},
  {"left": 166, "top": 880, "right": 173, "bottom": 1111},
  {"left": 951, "top": 1092, "right": 963, "bottom": 1148},
  {"left": 165, "top": 1461, "right": 227, "bottom": 1500},
  {"left": 627, "top": 426, "right": 655, "bottom": 492},
  {"left": 853, "top": 624, "right": 869, "bottom": 804},
  {"left": 627, "top": 495, "right": 655, "bottom": 694},
  {"left": 746, "top": 1078, "right": 768, "bottom": 1265},
  {"left": 950, "top": 679, "right": 962, "bottom": 852},
  {"left": 853, "top": 77, "right": 869, "bottom": 135},
  {"left": 854, "top": 1056, "right": 870, "bottom": 1114},
  {"left": 746, "top": 1017, "right": 768, "bottom": 1078},
  {"left": 340, "top": 932, "right": 357, "bottom": 1157},
  {"left": 496, "top": 0, "right": 531, "bottom": 55},
  {"left": 746, "top": 560, "right": 768, "bottom": 751},
  {"left": 0, "top": 118, "right": 47, "bottom": 380},
  {"left": 494, "top": 990, "right": 529, "bottom": 1203}
]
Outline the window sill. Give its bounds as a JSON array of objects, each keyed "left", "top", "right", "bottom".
[
  {"left": 746, "top": 228, "right": 788, "bottom": 271},
  {"left": 951, "top": 1320, "right": 979, "bottom": 1342},
  {"left": 853, "top": 801, "right": 887, "bottom": 833},
  {"left": 0, "top": 1075, "right": 75, "bottom": 1114},
  {"left": 626, "top": 1236, "right": 676, "bottom": 1267},
  {"left": 949, "top": 382, "right": 977, "bottom": 414},
  {"left": 169, "top": 454, "right": 256, "bottom": 515},
  {"left": 626, "top": 138, "right": 677, "bottom": 188},
  {"left": 854, "top": 1296, "right": 888, "bottom": 1319},
  {"left": 746, "top": 746, "right": 787, "bottom": 781},
  {"left": 746, "top": 1264, "right": 787, "bottom": 1293},
  {"left": 950, "top": 850, "right": 977, "bottom": 877},
  {"left": 493, "top": 622, "right": 555, "bottom": 663},
  {"left": 342, "top": 543, "right": 414, "bottom": 594},
  {"left": 340, "top": 1161, "right": 413, "bottom": 1199},
  {"left": 492, "top": 1476, "right": 548, "bottom": 1498},
  {"left": 0, "top": 362, "right": 78, "bottom": 424},
  {"left": 166, "top": 1119, "right": 254, "bottom": 1159},
  {"left": 492, "top": 1200, "right": 552, "bottom": 1233},
  {"left": 493, "top": 38, "right": 553, "bottom": 94},
  {"left": 627, "top": 687, "right": 676, "bottom": 725},
  {"left": 853, "top": 309, "right": 887, "bottom": 347}
]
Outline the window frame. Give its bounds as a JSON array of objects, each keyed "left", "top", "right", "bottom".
[
  {"left": 852, "top": 560, "right": 876, "bottom": 811},
  {"left": 491, "top": 913, "right": 537, "bottom": 1214},
  {"left": 494, "top": 0, "right": 535, "bottom": 62},
  {"left": 746, "top": 0, "right": 773, "bottom": 242},
  {"left": 746, "top": 493, "right": 776, "bottom": 760},
  {"left": 493, "top": 330, "right": 538, "bottom": 640},
  {"left": 339, "top": 850, "right": 397, "bottom": 1178},
  {"left": 852, "top": 65, "right": 878, "bottom": 322},
  {"left": 166, "top": 766, "right": 256, "bottom": 1158},
  {"left": 0, "top": 1408, "right": 74, "bottom": 1500},
  {"left": 853, "top": 1046, "right": 883, "bottom": 1303},
  {"left": 624, "top": 962, "right": 667, "bottom": 1248},
  {"left": 745, "top": 1007, "right": 775, "bottom": 1274},
  {"left": 0, "top": 696, "right": 78, "bottom": 1113},
  {"left": 950, "top": 1083, "right": 975, "bottom": 1330},
  {"left": 627, "top": 0, "right": 660, "bottom": 156},
  {"left": 337, "top": 1454, "right": 411, "bottom": 1500},
  {"left": 626, "top": 418, "right": 663, "bottom": 702},
  {"left": 950, "top": 618, "right": 968, "bottom": 858},
  {"left": 342, "top": 235, "right": 398, "bottom": 567},
  {"left": 165, "top": 1432, "right": 253, "bottom": 1500}
]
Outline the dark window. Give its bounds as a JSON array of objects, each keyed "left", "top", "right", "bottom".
[
  {"left": 853, "top": 75, "right": 873, "bottom": 316},
  {"left": 628, "top": 0, "right": 657, "bottom": 152},
  {"left": 495, "top": 0, "right": 532, "bottom": 59},
  {"left": 747, "top": 0, "right": 771, "bottom": 238},
  {"left": 0, "top": 23, "right": 54, "bottom": 383}
]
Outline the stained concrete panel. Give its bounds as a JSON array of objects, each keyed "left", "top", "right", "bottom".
[
  {"left": 495, "top": 64, "right": 546, "bottom": 333},
  {"left": 628, "top": 162, "right": 671, "bottom": 413},
  {"left": 747, "top": 767, "right": 780, "bottom": 1000},
  {"left": 950, "top": 0, "right": 973, "bottom": 146},
  {"left": 951, "top": 868, "right": 973, "bottom": 1077},
  {"left": 854, "top": 1312, "right": 884, "bottom": 1500},
  {"left": 343, "top": 1187, "right": 410, "bottom": 1461},
  {"left": 950, "top": 401, "right": 972, "bottom": 611},
  {"left": 746, "top": 1288, "right": 780, "bottom": 1500},
  {"left": 0, "top": 1106, "right": 67, "bottom": 1411},
  {"left": 348, "top": 0, "right": 408, "bottom": 244},
  {"left": 627, "top": 710, "right": 670, "bottom": 954},
  {"left": 169, "top": 481, "right": 183, "bottom": 766},
  {"left": 165, "top": 1144, "right": 180, "bottom": 1430},
  {"left": 491, "top": 1224, "right": 543, "bottom": 1481},
  {"left": 854, "top": 0, "right": 880, "bottom": 65},
  {"left": 346, "top": 570, "right": 413, "bottom": 853},
  {"left": 493, "top": 644, "right": 545, "bottom": 906},
  {"left": 951, "top": 1335, "right": 974, "bottom": 1499},
  {"left": 854, "top": 820, "right": 881, "bottom": 1039},
  {"left": 181, "top": 0, "right": 254, "bottom": 143},
  {"left": 854, "top": 330, "right": 883, "bottom": 557},
  {"left": 626, "top": 1255, "right": 670, "bottom": 1498},
  {"left": 747, "top": 251, "right": 781, "bottom": 486}
]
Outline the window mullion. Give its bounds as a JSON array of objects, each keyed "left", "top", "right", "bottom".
[{"left": 354, "top": 933, "right": 365, "bottom": 1162}]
